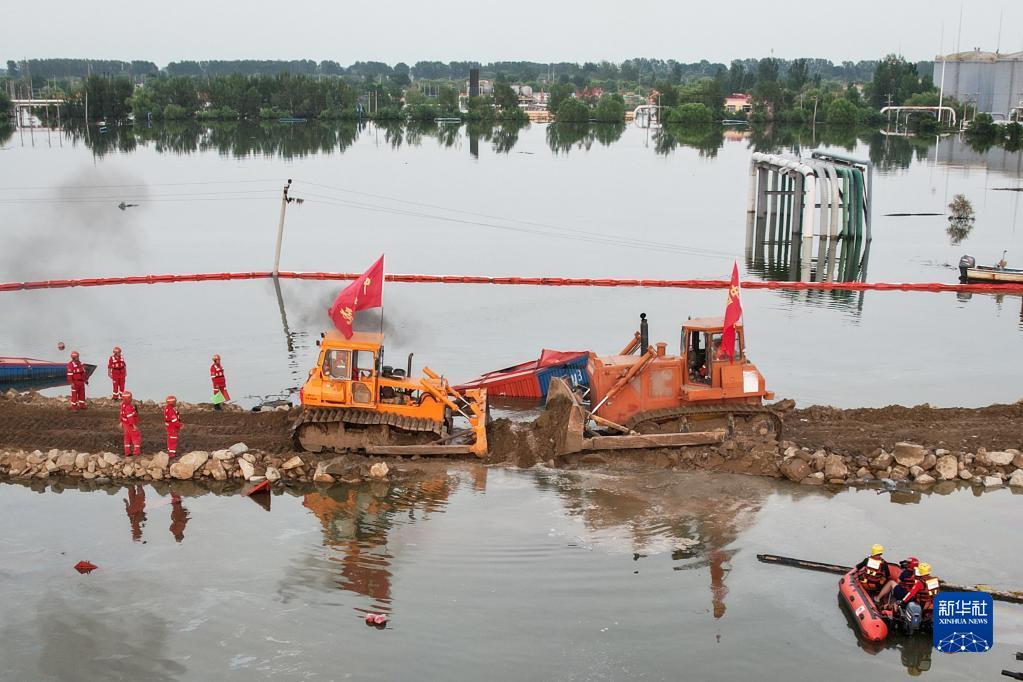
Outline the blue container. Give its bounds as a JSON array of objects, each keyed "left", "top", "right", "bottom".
[{"left": 536, "top": 364, "right": 589, "bottom": 398}]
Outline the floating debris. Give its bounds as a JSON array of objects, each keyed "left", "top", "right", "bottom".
[{"left": 74, "top": 560, "right": 98, "bottom": 574}]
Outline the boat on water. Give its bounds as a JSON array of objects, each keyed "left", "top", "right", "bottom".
[
  {"left": 454, "top": 349, "right": 589, "bottom": 400},
  {"left": 959, "top": 253, "right": 1023, "bottom": 283},
  {"left": 0, "top": 357, "right": 97, "bottom": 391}
]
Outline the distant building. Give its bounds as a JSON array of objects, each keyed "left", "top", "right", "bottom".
[
  {"left": 724, "top": 93, "right": 752, "bottom": 114},
  {"left": 934, "top": 49, "right": 1023, "bottom": 119},
  {"left": 465, "top": 77, "right": 493, "bottom": 95}
]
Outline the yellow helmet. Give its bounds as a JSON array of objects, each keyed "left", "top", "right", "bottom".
[
  {"left": 916, "top": 562, "right": 932, "bottom": 576},
  {"left": 870, "top": 544, "right": 885, "bottom": 556}
]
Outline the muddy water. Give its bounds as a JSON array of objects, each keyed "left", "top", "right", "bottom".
[
  {"left": 1, "top": 123, "right": 1022, "bottom": 409},
  {"left": 0, "top": 468, "right": 1019, "bottom": 680}
]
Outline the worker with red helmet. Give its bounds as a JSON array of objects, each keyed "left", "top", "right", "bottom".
[
  {"left": 66, "top": 351, "right": 88, "bottom": 410},
  {"left": 854, "top": 544, "right": 891, "bottom": 596},
  {"left": 900, "top": 562, "right": 941, "bottom": 617},
  {"left": 877, "top": 556, "right": 920, "bottom": 605},
  {"left": 210, "top": 354, "right": 229, "bottom": 409},
  {"left": 164, "top": 395, "right": 182, "bottom": 457},
  {"left": 107, "top": 346, "right": 127, "bottom": 399},
  {"left": 119, "top": 391, "right": 142, "bottom": 457}
]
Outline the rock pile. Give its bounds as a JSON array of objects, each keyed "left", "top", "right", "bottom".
[
  {"left": 777, "top": 441, "right": 1023, "bottom": 490},
  {"left": 0, "top": 443, "right": 395, "bottom": 486}
]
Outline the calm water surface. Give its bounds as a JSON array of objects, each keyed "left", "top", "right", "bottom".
[
  {"left": 1, "top": 122, "right": 1022, "bottom": 407},
  {"left": 0, "top": 468, "right": 1020, "bottom": 680}
]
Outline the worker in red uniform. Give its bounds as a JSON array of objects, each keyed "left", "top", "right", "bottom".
[
  {"left": 210, "top": 354, "right": 229, "bottom": 409},
  {"left": 119, "top": 391, "right": 142, "bottom": 457},
  {"left": 66, "top": 351, "right": 88, "bottom": 410},
  {"left": 164, "top": 395, "right": 182, "bottom": 457},
  {"left": 107, "top": 346, "right": 127, "bottom": 399},
  {"left": 854, "top": 544, "right": 890, "bottom": 596},
  {"left": 901, "top": 562, "right": 941, "bottom": 619},
  {"left": 877, "top": 556, "right": 919, "bottom": 605}
]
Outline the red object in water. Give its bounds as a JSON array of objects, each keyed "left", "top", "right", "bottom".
[
  {"left": 244, "top": 479, "right": 270, "bottom": 496},
  {"left": 364, "top": 612, "right": 388, "bottom": 626},
  {"left": 74, "top": 560, "right": 98, "bottom": 574}
]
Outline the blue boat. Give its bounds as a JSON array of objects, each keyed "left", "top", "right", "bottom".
[{"left": 0, "top": 357, "right": 97, "bottom": 391}]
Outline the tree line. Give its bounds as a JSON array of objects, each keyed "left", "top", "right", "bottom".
[{"left": 6, "top": 56, "right": 918, "bottom": 88}]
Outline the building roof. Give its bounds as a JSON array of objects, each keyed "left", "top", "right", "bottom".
[{"left": 936, "top": 50, "right": 1023, "bottom": 62}]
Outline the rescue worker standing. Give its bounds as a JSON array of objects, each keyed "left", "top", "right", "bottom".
[
  {"left": 164, "top": 395, "right": 182, "bottom": 457},
  {"left": 107, "top": 346, "right": 127, "bottom": 399},
  {"left": 210, "top": 354, "right": 229, "bottom": 409},
  {"left": 119, "top": 391, "right": 142, "bottom": 457},
  {"left": 66, "top": 351, "right": 88, "bottom": 410},
  {"left": 854, "top": 544, "right": 890, "bottom": 596}
]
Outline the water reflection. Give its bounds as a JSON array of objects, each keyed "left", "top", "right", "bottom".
[
  {"left": 124, "top": 484, "right": 147, "bottom": 541},
  {"left": 6, "top": 119, "right": 1023, "bottom": 173},
  {"left": 546, "top": 122, "right": 625, "bottom": 154},
  {"left": 535, "top": 470, "right": 776, "bottom": 621},
  {"left": 299, "top": 469, "right": 486, "bottom": 614}
]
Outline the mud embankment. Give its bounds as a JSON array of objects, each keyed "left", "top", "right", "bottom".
[{"left": 1, "top": 391, "right": 1022, "bottom": 492}]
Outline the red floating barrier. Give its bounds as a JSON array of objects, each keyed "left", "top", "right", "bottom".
[
  {"left": 74, "top": 560, "right": 98, "bottom": 574},
  {"left": 1, "top": 272, "right": 1022, "bottom": 296}
]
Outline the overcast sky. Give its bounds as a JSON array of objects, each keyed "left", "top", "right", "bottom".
[{"left": 3, "top": 1, "right": 1021, "bottom": 66}]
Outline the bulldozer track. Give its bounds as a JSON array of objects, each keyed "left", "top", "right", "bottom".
[
  {"left": 292, "top": 408, "right": 444, "bottom": 437},
  {"left": 624, "top": 404, "right": 784, "bottom": 439}
]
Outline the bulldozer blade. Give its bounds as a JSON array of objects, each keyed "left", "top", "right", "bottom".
[
  {"left": 546, "top": 377, "right": 585, "bottom": 455},
  {"left": 581, "top": 430, "right": 726, "bottom": 451},
  {"left": 364, "top": 444, "right": 475, "bottom": 456}
]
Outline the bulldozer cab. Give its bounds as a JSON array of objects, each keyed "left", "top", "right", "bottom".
[
  {"left": 307, "top": 332, "right": 383, "bottom": 407},
  {"left": 682, "top": 318, "right": 745, "bottom": 387}
]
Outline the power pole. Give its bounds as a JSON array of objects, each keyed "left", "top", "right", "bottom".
[{"left": 273, "top": 179, "right": 303, "bottom": 276}]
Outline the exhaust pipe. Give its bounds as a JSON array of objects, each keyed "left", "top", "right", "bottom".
[
  {"left": 639, "top": 313, "right": 649, "bottom": 356},
  {"left": 407, "top": 352, "right": 414, "bottom": 378}
]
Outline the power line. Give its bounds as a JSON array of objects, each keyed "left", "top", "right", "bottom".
[
  {"left": 296, "top": 179, "right": 736, "bottom": 259},
  {"left": 300, "top": 192, "right": 733, "bottom": 259}
]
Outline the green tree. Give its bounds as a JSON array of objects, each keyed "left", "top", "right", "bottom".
[
  {"left": 437, "top": 85, "right": 459, "bottom": 113},
  {"left": 547, "top": 83, "right": 575, "bottom": 115},
  {"left": 593, "top": 93, "right": 625, "bottom": 122},
  {"left": 556, "top": 97, "right": 590, "bottom": 122},
  {"left": 493, "top": 83, "right": 519, "bottom": 110},
  {"left": 787, "top": 59, "right": 809, "bottom": 90},
  {"left": 826, "top": 98, "right": 858, "bottom": 125},
  {"left": 666, "top": 103, "right": 714, "bottom": 125},
  {"left": 0, "top": 90, "right": 12, "bottom": 117},
  {"left": 867, "top": 54, "right": 929, "bottom": 108}
]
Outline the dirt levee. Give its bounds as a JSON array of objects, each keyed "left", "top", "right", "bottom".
[
  {"left": 0, "top": 397, "right": 294, "bottom": 454},
  {"left": 785, "top": 402, "right": 1023, "bottom": 457}
]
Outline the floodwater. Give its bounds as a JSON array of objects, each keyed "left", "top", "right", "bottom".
[
  {"left": 1, "top": 122, "right": 1022, "bottom": 407},
  {"left": 0, "top": 468, "right": 1020, "bottom": 680}
]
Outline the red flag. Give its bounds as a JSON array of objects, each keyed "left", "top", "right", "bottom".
[
  {"left": 719, "top": 262, "right": 743, "bottom": 361},
  {"left": 329, "top": 255, "right": 385, "bottom": 338}
]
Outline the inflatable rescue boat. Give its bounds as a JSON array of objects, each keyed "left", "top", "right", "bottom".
[{"left": 839, "top": 568, "right": 892, "bottom": 642}]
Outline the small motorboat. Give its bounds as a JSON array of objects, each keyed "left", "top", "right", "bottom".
[
  {"left": 839, "top": 564, "right": 930, "bottom": 643},
  {"left": 455, "top": 349, "right": 589, "bottom": 400},
  {"left": 960, "top": 252, "right": 1023, "bottom": 283},
  {"left": 0, "top": 357, "right": 97, "bottom": 391}
]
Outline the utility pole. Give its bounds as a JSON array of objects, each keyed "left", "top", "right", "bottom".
[{"left": 273, "top": 179, "right": 303, "bottom": 276}]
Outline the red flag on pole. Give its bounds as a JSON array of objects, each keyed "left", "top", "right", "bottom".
[
  {"left": 329, "top": 255, "right": 384, "bottom": 338},
  {"left": 719, "top": 262, "right": 743, "bottom": 361}
]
